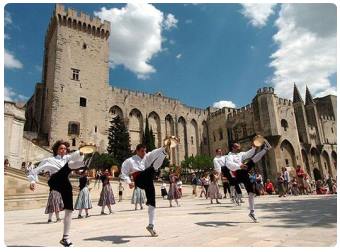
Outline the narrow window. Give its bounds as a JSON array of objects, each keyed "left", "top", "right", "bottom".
[
  {"left": 219, "top": 129, "right": 223, "bottom": 140},
  {"left": 95, "top": 126, "right": 97, "bottom": 133},
  {"left": 285, "top": 159, "right": 289, "bottom": 166},
  {"left": 68, "top": 122, "right": 80, "bottom": 135},
  {"left": 71, "top": 68, "right": 80, "bottom": 81},
  {"left": 80, "top": 97, "right": 87, "bottom": 107},
  {"left": 191, "top": 136, "right": 194, "bottom": 145},
  {"left": 72, "top": 138, "right": 76, "bottom": 146}
]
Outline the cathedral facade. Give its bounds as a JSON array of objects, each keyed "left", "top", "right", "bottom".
[{"left": 25, "top": 4, "right": 337, "bottom": 181}]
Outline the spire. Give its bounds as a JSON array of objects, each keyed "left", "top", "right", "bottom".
[
  {"left": 293, "top": 83, "right": 303, "bottom": 103},
  {"left": 305, "top": 86, "right": 315, "bottom": 105}
]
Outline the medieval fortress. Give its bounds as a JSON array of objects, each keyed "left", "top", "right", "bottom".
[{"left": 22, "top": 4, "right": 336, "bottom": 181}]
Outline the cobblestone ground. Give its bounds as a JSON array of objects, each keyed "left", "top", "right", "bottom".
[{"left": 4, "top": 193, "right": 337, "bottom": 247}]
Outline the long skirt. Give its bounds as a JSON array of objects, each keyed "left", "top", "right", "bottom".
[
  {"left": 74, "top": 187, "right": 92, "bottom": 210},
  {"left": 167, "top": 183, "right": 181, "bottom": 200},
  {"left": 131, "top": 187, "right": 146, "bottom": 204},
  {"left": 45, "top": 190, "right": 64, "bottom": 214},
  {"left": 98, "top": 183, "right": 116, "bottom": 206},
  {"left": 207, "top": 182, "right": 221, "bottom": 199}
]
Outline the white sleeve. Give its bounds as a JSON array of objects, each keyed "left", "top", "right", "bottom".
[
  {"left": 241, "top": 147, "right": 256, "bottom": 161},
  {"left": 144, "top": 147, "right": 167, "bottom": 169},
  {"left": 225, "top": 155, "right": 241, "bottom": 171},
  {"left": 213, "top": 158, "right": 221, "bottom": 173},
  {"left": 27, "top": 158, "right": 52, "bottom": 183},
  {"left": 67, "top": 151, "right": 85, "bottom": 169},
  {"left": 120, "top": 159, "right": 132, "bottom": 184}
]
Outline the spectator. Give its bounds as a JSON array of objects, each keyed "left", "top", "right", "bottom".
[
  {"left": 255, "top": 170, "right": 264, "bottom": 195},
  {"left": 265, "top": 179, "right": 275, "bottom": 195},
  {"left": 296, "top": 165, "right": 306, "bottom": 194},
  {"left": 277, "top": 172, "right": 285, "bottom": 197},
  {"left": 191, "top": 173, "right": 198, "bottom": 197},
  {"left": 316, "top": 180, "right": 328, "bottom": 194},
  {"left": 21, "top": 162, "right": 26, "bottom": 172},
  {"left": 177, "top": 178, "right": 183, "bottom": 195},
  {"left": 4, "top": 159, "right": 10, "bottom": 170},
  {"left": 282, "top": 167, "right": 290, "bottom": 195},
  {"left": 291, "top": 177, "right": 300, "bottom": 196},
  {"left": 326, "top": 176, "right": 335, "bottom": 194},
  {"left": 304, "top": 174, "right": 312, "bottom": 194}
]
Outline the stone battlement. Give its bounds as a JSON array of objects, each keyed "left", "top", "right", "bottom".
[
  {"left": 277, "top": 97, "right": 293, "bottom": 106},
  {"left": 227, "top": 104, "right": 253, "bottom": 119},
  {"left": 257, "top": 86, "right": 275, "bottom": 95},
  {"left": 45, "top": 4, "right": 110, "bottom": 46},
  {"left": 320, "top": 115, "right": 336, "bottom": 121}
]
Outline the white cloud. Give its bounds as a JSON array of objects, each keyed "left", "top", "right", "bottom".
[
  {"left": 5, "top": 10, "right": 12, "bottom": 26},
  {"left": 213, "top": 100, "right": 236, "bottom": 109},
  {"left": 163, "top": 13, "right": 178, "bottom": 30},
  {"left": 4, "top": 49, "right": 23, "bottom": 69},
  {"left": 269, "top": 4, "right": 337, "bottom": 99},
  {"left": 240, "top": 3, "right": 276, "bottom": 28},
  {"left": 4, "top": 86, "right": 27, "bottom": 102},
  {"left": 94, "top": 3, "right": 177, "bottom": 79},
  {"left": 176, "top": 53, "right": 182, "bottom": 59}
]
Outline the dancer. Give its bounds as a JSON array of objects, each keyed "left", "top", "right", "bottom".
[
  {"left": 98, "top": 172, "right": 115, "bottom": 214},
  {"left": 224, "top": 139, "right": 271, "bottom": 222},
  {"left": 28, "top": 140, "right": 86, "bottom": 246},
  {"left": 207, "top": 172, "right": 221, "bottom": 204},
  {"left": 167, "top": 170, "right": 181, "bottom": 207},
  {"left": 45, "top": 189, "right": 63, "bottom": 223},
  {"left": 120, "top": 139, "right": 172, "bottom": 237},
  {"left": 160, "top": 180, "right": 168, "bottom": 199},
  {"left": 131, "top": 186, "right": 145, "bottom": 210},
  {"left": 74, "top": 170, "right": 92, "bottom": 218},
  {"left": 118, "top": 181, "right": 124, "bottom": 202}
]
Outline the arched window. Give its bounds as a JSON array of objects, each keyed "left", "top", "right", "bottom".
[
  {"left": 281, "top": 119, "right": 288, "bottom": 131},
  {"left": 68, "top": 122, "right": 80, "bottom": 135}
]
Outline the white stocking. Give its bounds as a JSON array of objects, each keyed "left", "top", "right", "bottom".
[
  {"left": 148, "top": 205, "right": 155, "bottom": 226},
  {"left": 63, "top": 209, "right": 72, "bottom": 241},
  {"left": 248, "top": 192, "right": 255, "bottom": 213}
]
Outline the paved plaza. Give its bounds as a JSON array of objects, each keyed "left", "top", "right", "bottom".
[{"left": 4, "top": 193, "right": 337, "bottom": 247}]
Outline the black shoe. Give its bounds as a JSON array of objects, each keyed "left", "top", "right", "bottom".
[
  {"left": 60, "top": 238, "right": 73, "bottom": 247},
  {"left": 146, "top": 225, "right": 158, "bottom": 237},
  {"left": 100, "top": 212, "right": 107, "bottom": 215},
  {"left": 248, "top": 212, "right": 258, "bottom": 223},
  {"left": 85, "top": 214, "right": 90, "bottom": 218},
  {"left": 47, "top": 219, "right": 52, "bottom": 223},
  {"left": 56, "top": 218, "right": 62, "bottom": 222},
  {"left": 77, "top": 215, "right": 83, "bottom": 219}
]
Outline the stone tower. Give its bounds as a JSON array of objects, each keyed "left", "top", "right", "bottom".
[
  {"left": 40, "top": 4, "right": 111, "bottom": 149},
  {"left": 293, "top": 84, "right": 310, "bottom": 144}
]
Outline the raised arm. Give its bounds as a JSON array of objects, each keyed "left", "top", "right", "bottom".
[
  {"left": 120, "top": 159, "right": 133, "bottom": 184},
  {"left": 27, "top": 158, "right": 54, "bottom": 184}
]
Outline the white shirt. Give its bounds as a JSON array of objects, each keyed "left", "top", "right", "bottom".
[
  {"left": 225, "top": 147, "right": 256, "bottom": 171},
  {"left": 284, "top": 170, "right": 290, "bottom": 182},
  {"left": 27, "top": 151, "right": 84, "bottom": 184},
  {"left": 213, "top": 155, "right": 225, "bottom": 174},
  {"left": 120, "top": 147, "right": 167, "bottom": 184}
]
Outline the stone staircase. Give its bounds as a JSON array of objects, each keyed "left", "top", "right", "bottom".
[{"left": 4, "top": 167, "right": 80, "bottom": 211}]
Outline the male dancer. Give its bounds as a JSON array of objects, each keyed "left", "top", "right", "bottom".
[
  {"left": 120, "top": 140, "right": 171, "bottom": 237},
  {"left": 28, "top": 140, "right": 87, "bottom": 246},
  {"left": 214, "top": 148, "right": 242, "bottom": 204},
  {"left": 223, "top": 140, "right": 271, "bottom": 222}
]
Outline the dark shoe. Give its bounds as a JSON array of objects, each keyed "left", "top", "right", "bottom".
[
  {"left": 248, "top": 212, "right": 258, "bottom": 223},
  {"left": 85, "top": 214, "right": 90, "bottom": 218},
  {"left": 60, "top": 238, "right": 73, "bottom": 247},
  {"left": 146, "top": 225, "right": 158, "bottom": 237},
  {"left": 77, "top": 215, "right": 83, "bottom": 219},
  {"left": 109, "top": 211, "right": 113, "bottom": 214},
  {"left": 47, "top": 219, "right": 52, "bottom": 223},
  {"left": 100, "top": 212, "right": 107, "bottom": 215},
  {"left": 56, "top": 218, "right": 62, "bottom": 222}
]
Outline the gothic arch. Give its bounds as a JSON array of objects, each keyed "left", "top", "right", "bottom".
[
  {"left": 109, "top": 105, "right": 123, "bottom": 119},
  {"left": 280, "top": 139, "right": 296, "bottom": 168},
  {"left": 311, "top": 147, "right": 323, "bottom": 178},
  {"left": 321, "top": 151, "right": 333, "bottom": 177},
  {"left": 129, "top": 108, "right": 143, "bottom": 150},
  {"left": 178, "top": 116, "right": 188, "bottom": 161},
  {"left": 201, "top": 120, "right": 209, "bottom": 155},
  {"left": 165, "top": 114, "right": 176, "bottom": 164},
  {"left": 301, "top": 149, "right": 311, "bottom": 177},
  {"left": 148, "top": 111, "right": 161, "bottom": 148},
  {"left": 331, "top": 151, "right": 337, "bottom": 170},
  {"left": 188, "top": 119, "right": 199, "bottom": 157}
]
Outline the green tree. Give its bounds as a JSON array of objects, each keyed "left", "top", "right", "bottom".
[
  {"left": 181, "top": 155, "right": 213, "bottom": 175},
  {"left": 142, "top": 117, "right": 156, "bottom": 151},
  {"left": 91, "top": 152, "right": 118, "bottom": 171},
  {"left": 107, "top": 116, "right": 132, "bottom": 166}
]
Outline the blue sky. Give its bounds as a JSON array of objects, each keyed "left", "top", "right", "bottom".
[{"left": 4, "top": 3, "right": 337, "bottom": 109}]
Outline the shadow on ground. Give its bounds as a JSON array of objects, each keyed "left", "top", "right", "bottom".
[
  {"left": 195, "top": 221, "right": 250, "bottom": 227},
  {"left": 84, "top": 235, "right": 149, "bottom": 244},
  {"left": 256, "top": 195, "right": 336, "bottom": 228}
]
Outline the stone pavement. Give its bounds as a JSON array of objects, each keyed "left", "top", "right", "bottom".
[{"left": 4, "top": 194, "right": 337, "bottom": 247}]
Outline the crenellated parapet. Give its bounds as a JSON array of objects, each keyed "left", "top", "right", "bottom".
[
  {"left": 320, "top": 115, "right": 336, "bottom": 121},
  {"left": 227, "top": 104, "right": 253, "bottom": 120},
  {"left": 45, "top": 4, "right": 110, "bottom": 47},
  {"left": 277, "top": 97, "right": 293, "bottom": 107},
  {"left": 256, "top": 86, "right": 275, "bottom": 95}
]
